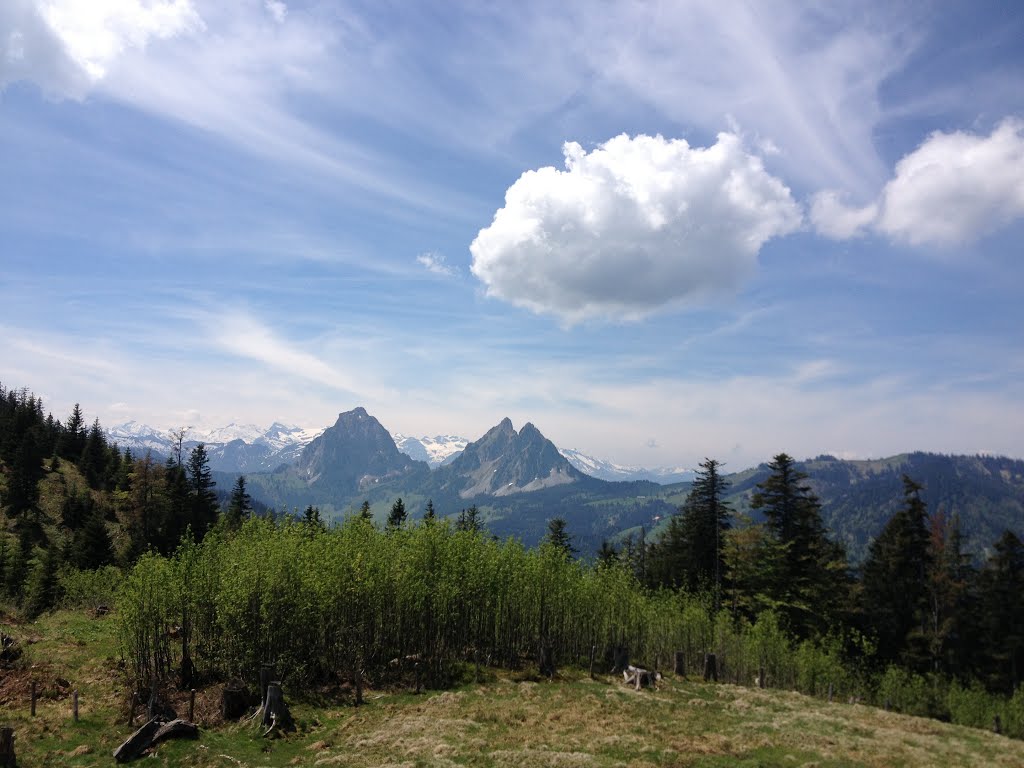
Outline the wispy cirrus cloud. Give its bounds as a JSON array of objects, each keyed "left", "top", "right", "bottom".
[{"left": 416, "top": 252, "right": 458, "bottom": 277}]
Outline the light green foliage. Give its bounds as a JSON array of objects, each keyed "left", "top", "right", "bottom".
[{"left": 59, "top": 564, "right": 123, "bottom": 610}]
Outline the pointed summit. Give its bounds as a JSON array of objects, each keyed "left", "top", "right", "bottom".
[
  {"left": 437, "top": 418, "right": 582, "bottom": 498},
  {"left": 296, "top": 407, "right": 426, "bottom": 492}
]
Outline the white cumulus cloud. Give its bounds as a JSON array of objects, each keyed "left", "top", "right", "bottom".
[
  {"left": 0, "top": 0, "right": 202, "bottom": 95},
  {"left": 469, "top": 133, "right": 802, "bottom": 324},
  {"left": 811, "top": 119, "right": 1024, "bottom": 246},
  {"left": 878, "top": 118, "right": 1024, "bottom": 246}
]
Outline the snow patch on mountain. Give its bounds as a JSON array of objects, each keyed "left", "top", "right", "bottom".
[
  {"left": 392, "top": 434, "right": 468, "bottom": 467},
  {"left": 559, "top": 448, "right": 694, "bottom": 484}
]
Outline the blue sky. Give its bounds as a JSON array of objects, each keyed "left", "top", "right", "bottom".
[{"left": 1, "top": 0, "right": 1022, "bottom": 470}]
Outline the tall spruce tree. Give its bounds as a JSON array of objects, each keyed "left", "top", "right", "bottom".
[
  {"left": 545, "top": 517, "right": 575, "bottom": 556},
  {"left": 976, "top": 530, "right": 1024, "bottom": 693},
  {"left": 186, "top": 444, "right": 217, "bottom": 542},
  {"left": 650, "top": 458, "right": 731, "bottom": 606},
  {"left": 859, "top": 474, "right": 932, "bottom": 669},
  {"left": 224, "top": 475, "right": 252, "bottom": 530},
  {"left": 750, "top": 453, "right": 848, "bottom": 637},
  {"left": 387, "top": 497, "right": 407, "bottom": 529}
]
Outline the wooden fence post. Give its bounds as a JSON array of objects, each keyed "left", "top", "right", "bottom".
[
  {"left": 73, "top": 690, "right": 79, "bottom": 722},
  {"left": 188, "top": 689, "right": 196, "bottom": 722},
  {"left": 589, "top": 645, "right": 597, "bottom": 679},
  {"left": 30, "top": 681, "right": 36, "bottom": 717},
  {"left": 674, "top": 651, "right": 685, "bottom": 677}
]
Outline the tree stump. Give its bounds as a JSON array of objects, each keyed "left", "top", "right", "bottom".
[
  {"left": 758, "top": 666, "right": 766, "bottom": 689},
  {"left": 674, "top": 651, "right": 686, "bottom": 677},
  {"left": 0, "top": 727, "right": 14, "bottom": 768},
  {"left": 260, "top": 683, "right": 294, "bottom": 736},
  {"left": 612, "top": 646, "right": 630, "bottom": 674},
  {"left": 221, "top": 680, "right": 248, "bottom": 720},
  {"left": 259, "top": 664, "right": 276, "bottom": 709},
  {"left": 538, "top": 643, "right": 555, "bottom": 679},
  {"left": 703, "top": 653, "right": 718, "bottom": 682}
]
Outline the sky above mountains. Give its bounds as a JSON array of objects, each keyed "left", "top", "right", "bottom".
[{"left": 2, "top": 0, "right": 1022, "bottom": 470}]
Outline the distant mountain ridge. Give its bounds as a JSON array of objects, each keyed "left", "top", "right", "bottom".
[
  {"left": 109, "top": 420, "right": 694, "bottom": 484},
  {"left": 106, "top": 421, "right": 324, "bottom": 472},
  {"left": 114, "top": 411, "right": 1023, "bottom": 558}
]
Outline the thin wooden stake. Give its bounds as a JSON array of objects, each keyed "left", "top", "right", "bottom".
[
  {"left": 73, "top": 690, "right": 79, "bottom": 722},
  {"left": 188, "top": 689, "right": 196, "bottom": 722},
  {"left": 589, "top": 645, "right": 596, "bottom": 679},
  {"left": 30, "top": 681, "right": 36, "bottom": 717}
]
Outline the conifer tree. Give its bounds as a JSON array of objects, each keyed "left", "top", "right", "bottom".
[
  {"left": 860, "top": 475, "right": 932, "bottom": 668},
  {"left": 650, "top": 458, "right": 731, "bottom": 606},
  {"left": 423, "top": 499, "right": 436, "bottom": 523},
  {"left": 79, "top": 418, "right": 108, "bottom": 488},
  {"left": 545, "top": 517, "right": 575, "bottom": 556},
  {"left": 358, "top": 500, "right": 373, "bottom": 522},
  {"left": 387, "top": 497, "right": 407, "bottom": 529},
  {"left": 456, "top": 504, "right": 481, "bottom": 533},
  {"left": 186, "top": 443, "right": 217, "bottom": 542},
  {"left": 750, "top": 453, "right": 848, "bottom": 637},
  {"left": 224, "top": 475, "right": 252, "bottom": 530},
  {"left": 72, "top": 506, "right": 114, "bottom": 570},
  {"left": 976, "top": 530, "right": 1024, "bottom": 693}
]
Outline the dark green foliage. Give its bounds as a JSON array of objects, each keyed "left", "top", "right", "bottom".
[
  {"left": 545, "top": 517, "right": 574, "bottom": 556},
  {"left": 59, "top": 402, "right": 87, "bottom": 461},
  {"left": 423, "top": 498, "right": 436, "bottom": 522},
  {"left": 186, "top": 443, "right": 218, "bottom": 541},
  {"left": 302, "top": 504, "right": 323, "bottom": 528},
  {"left": 4, "top": 427, "right": 47, "bottom": 519},
  {"left": 456, "top": 504, "right": 481, "bottom": 533},
  {"left": 78, "top": 418, "right": 109, "bottom": 488},
  {"left": 749, "top": 453, "right": 849, "bottom": 637},
  {"left": 224, "top": 475, "right": 252, "bottom": 530},
  {"left": 860, "top": 475, "right": 933, "bottom": 669},
  {"left": 649, "top": 458, "right": 731, "bottom": 606},
  {"left": 976, "top": 530, "right": 1024, "bottom": 693},
  {"left": 387, "top": 497, "right": 407, "bottom": 529},
  {"left": 71, "top": 505, "right": 114, "bottom": 570},
  {"left": 24, "top": 545, "right": 61, "bottom": 618},
  {"left": 359, "top": 500, "right": 373, "bottom": 521},
  {"left": 596, "top": 539, "right": 618, "bottom": 567}
]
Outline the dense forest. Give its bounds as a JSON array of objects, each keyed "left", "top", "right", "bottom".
[{"left": 2, "top": 383, "right": 1023, "bottom": 737}]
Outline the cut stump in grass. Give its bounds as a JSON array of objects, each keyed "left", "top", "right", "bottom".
[
  {"left": 0, "top": 726, "right": 15, "bottom": 768},
  {"left": 703, "top": 653, "right": 718, "bottom": 682}
]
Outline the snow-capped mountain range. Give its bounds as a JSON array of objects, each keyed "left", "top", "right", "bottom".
[
  {"left": 106, "top": 421, "right": 692, "bottom": 484},
  {"left": 391, "top": 434, "right": 469, "bottom": 466}
]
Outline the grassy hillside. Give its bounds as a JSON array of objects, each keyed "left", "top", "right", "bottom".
[{"left": 2, "top": 609, "right": 1023, "bottom": 767}]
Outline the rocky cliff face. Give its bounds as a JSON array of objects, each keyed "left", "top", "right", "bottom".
[
  {"left": 295, "top": 407, "right": 425, "bottom": 493},
  {"left": 437, "top": 418, "right": 583, "bottom": 498}
]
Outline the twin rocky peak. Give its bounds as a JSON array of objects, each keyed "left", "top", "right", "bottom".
[{"left": 294, "top": 407, "right": 582, "bottom": 499}]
